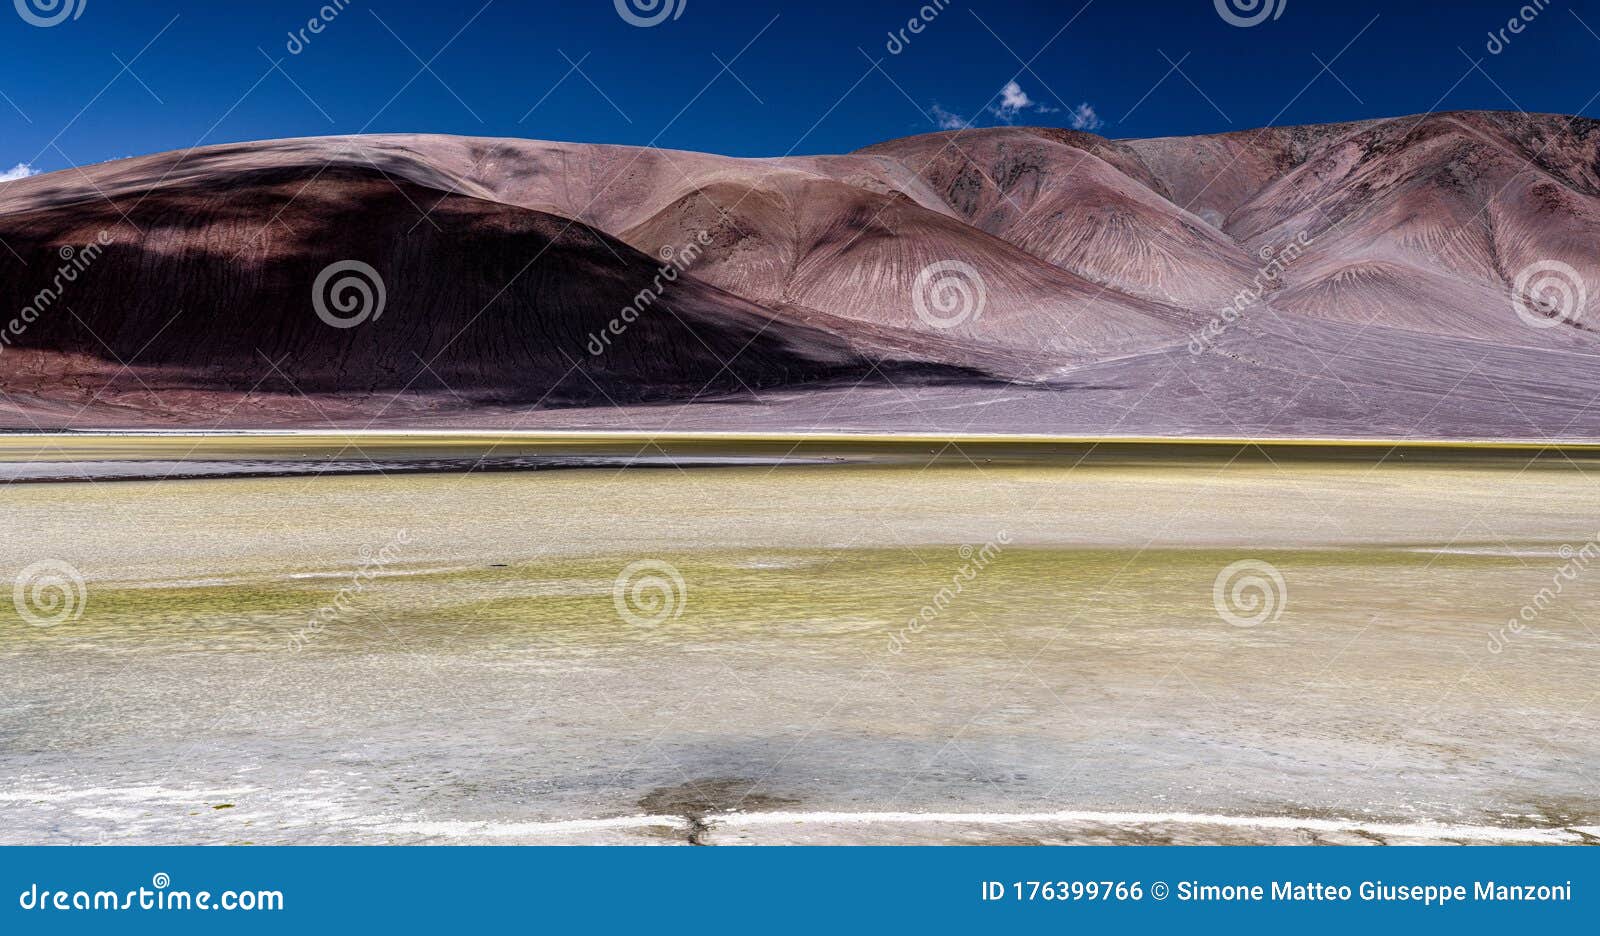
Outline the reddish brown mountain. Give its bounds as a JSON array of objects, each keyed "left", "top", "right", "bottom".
[{"left": 1, "top": 111, "right": 1597, "bottom": 436}]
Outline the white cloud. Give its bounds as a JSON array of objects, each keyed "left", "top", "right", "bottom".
[
  {"left": 933, "top": 83, "right": 1095, "bottom": 132},
  {"left": 1068, "top": 103, "right": 1104, "bottom": 132},
  {"left": 929, "top": 103, "right": 970, "bottom": 131},
  {"left": 999, "top": 80, "right": 1032, "bottom": 112},
  {"left": 992, "top": 80, "right": 1033, "bottom": 122},
  {"left": 990, "top": 81, "right": 1071, "bottom": 123},
  {"left": 0, "top": 162, "right": 37, "bottom": 183}
]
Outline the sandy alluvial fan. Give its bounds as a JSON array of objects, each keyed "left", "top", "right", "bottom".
[{"left": 0, "top": 110, "right": 1596, "bottom": 434}]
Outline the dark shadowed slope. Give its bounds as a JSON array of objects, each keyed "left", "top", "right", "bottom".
[{"left": 0, "top": 165, "right": 889, "bottom": 424}]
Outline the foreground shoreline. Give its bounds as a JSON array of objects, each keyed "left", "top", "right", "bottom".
[
  {"left": 6, "top": 430, "right": 1600, "bottom": 458},
  {"left": 7, "top": 431, "right": 1596, "bottom": 482},
  {"left": 9, "top": 429, "right": 1600, "bottom": 444}
]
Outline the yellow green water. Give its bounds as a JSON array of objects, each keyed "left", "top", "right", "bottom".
[{"left": 17, "top": 545, "right": 1546, "bottom": 652}]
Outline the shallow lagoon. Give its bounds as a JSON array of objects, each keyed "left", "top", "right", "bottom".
[{"left": 3, "top": 462, "right": 1598, "bottom": 844}]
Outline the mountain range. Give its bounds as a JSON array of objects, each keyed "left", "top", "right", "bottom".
[{"left": 1, "top": 110, "right": 1596, "bottom": 437}]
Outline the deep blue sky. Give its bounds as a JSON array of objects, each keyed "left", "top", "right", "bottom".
[{"left": 1, "top": 0, "right": 1597, "bottom": 177}]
